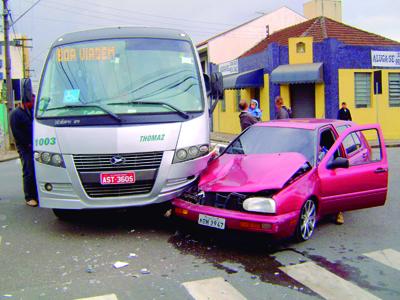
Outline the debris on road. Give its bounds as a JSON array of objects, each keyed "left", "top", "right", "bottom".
[
  {"left": 140, "top": 268, "right": 150, "bottom": 274},
  {"left": 128, "top": 253, "right": 138, "bottom": 258},
  {"left": 86, "top": 265, "right": 94, "bottom": 273},
  {"left": 113, "top": 261, "right": 129, "bottom": 269}
]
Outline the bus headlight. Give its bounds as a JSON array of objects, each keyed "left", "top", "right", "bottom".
[
  {"left": 243, "top": 197, "right": 276, "bottom": 214},
  {"left": 34, "top": 151, "right": 66, "bottom": 168},
  {"left": 173, "top": 144, "right": 209, "bottom": 163}
]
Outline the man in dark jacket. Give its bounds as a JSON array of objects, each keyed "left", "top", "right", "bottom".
[
  {"left": 337, "top": 102, "right": 352, "bottom": 121},
  {"left": 10, "top": 95, "right": 38, "bottom": 207},
  {"left": 238, "top": 99, "right": 258, "bottom": 131}
]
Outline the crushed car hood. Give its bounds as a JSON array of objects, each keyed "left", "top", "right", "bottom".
[{"left": 199, "top": 153, "right": 308, "bottom": 193}]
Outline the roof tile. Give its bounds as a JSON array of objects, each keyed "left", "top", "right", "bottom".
[{"left": 240, "top": 17, "right": 399, "bottom": 58}]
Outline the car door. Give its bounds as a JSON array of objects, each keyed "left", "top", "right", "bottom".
[{"left": 317, "top": 125, "right": 388, "bottom": 214}]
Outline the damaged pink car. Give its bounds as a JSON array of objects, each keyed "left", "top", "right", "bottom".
[{"left": 172, "top": 119, "right": 388, "bottom": 242}]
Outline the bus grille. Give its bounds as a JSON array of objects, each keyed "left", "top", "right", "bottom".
[
  {"left": 73, "top": 152, "right": 163, "bottom": 198},
  {"left": 73, "top": 152, "right": 163, "bottom": 172}
]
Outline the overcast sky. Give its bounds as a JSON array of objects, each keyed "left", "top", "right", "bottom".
[{"left": 11, "top": 0, "right": 400, "bottom": 80}]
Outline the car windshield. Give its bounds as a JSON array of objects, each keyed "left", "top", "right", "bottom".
[
  {"left": 37, "top": 38, "right": 203, "bottom": 118},
  {"left": 225, "top": 126, "right": 316, "bottom": 165}
]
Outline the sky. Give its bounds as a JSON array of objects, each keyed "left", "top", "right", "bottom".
[{"left": 10, "top": 0, "right": 400, "bottom": 80}]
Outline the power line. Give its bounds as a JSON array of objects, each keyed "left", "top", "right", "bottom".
[
  {"left": 11, "top": 0, "right": 42, "bottom": 26},
  {"left": 38, "top": 1, "right": 265, "bottom": 39}
]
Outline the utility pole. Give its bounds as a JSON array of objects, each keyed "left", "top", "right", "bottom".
[{"left": 2, "top": 0, "right": 13, "bottom": 149}]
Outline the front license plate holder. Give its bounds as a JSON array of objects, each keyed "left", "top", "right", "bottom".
[
  {"left": 198, "top": 214, "right": 226, "bottom": 230},
  {"left": 100, "top": 172, "right": 136, "bottom": 185}
]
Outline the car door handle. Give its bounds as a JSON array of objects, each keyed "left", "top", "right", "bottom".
[{"left": 374, "top": 168, "right": 388, "bottom": 174}]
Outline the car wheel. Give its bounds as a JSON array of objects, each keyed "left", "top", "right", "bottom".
[
  {"left": 52, "top": 209, "right": 76, "bottom": 220},
  {"left": 295, "top": 199, "right": 317, "bottom": 242}
]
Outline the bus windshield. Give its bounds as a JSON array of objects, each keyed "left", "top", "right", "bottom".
[{"left": 37, "top": 38, "right": 203, "bottom": 118}]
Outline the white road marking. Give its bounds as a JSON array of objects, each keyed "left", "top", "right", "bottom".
[
  {"left": 182, "top": 277, "right": 246, "bottom": 300},
  {"left": 75, "top": 294, "right": 118, "bottom": 300},
  {"left": 364, "top": 249, "right": 400, "bottom": 271},
  {"left": 280, "top": 262, "right": 380, "bottom": 300}
]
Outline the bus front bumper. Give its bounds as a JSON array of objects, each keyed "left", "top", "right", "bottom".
[{"left": 36, "top": 151, "right": 211, "bottom": 209}]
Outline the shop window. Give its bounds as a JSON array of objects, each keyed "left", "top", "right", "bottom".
[
  {"left": 296, "top": 42, "right": 306, "bottom": 53},
  {"left": 235, "top": 90, "right": 241, "bottom": 112},
  {"left": 354, "top": 73, "right": 371, "bottom": 108},
  {"left": 389, "top": 73, "right": 400, "bottom": 107}
]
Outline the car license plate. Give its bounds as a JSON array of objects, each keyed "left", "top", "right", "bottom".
[
  {"left": 100, "top": 172, "right": 136, "bottom": 185},
  {"left": 198, "top": 214, "right": 226, "bottom": 230}
]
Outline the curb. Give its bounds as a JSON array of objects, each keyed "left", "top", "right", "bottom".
[{"left": 0, "top": 154, "right": 19, "bottom": 163}]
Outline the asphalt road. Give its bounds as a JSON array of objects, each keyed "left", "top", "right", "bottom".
[{"left": 0, "top": 148, "right": 399, "bottom": 300}]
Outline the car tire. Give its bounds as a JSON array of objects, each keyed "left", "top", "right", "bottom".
[
  {"left": 295, "top": 199, "right": 317, "bottom": 242},
  {"left": 52, "top": 209, "right": 76, "bottom": 220}
]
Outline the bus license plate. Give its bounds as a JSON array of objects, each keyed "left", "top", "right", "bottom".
[
  {"left": 198, "top": 214, "right": 225, "bottom": 230},
  {"left": 100, "top": 172, "right": 136, "bottom": 185}
]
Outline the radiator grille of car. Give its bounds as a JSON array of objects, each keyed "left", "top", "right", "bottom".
[
  {"left": 73, "top": 152, "right": 163, "bottom": 198},
  {"left": 73, "top": 152, "right": 163, "bottom": 172}
]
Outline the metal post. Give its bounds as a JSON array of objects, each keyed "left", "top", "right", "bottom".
[{"left": 2, "top": 0, "right": 13, "bottom": 149}]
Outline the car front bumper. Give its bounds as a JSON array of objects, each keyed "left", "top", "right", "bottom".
[{"left": 172, "top": 198, "right": 300, "bottom": 238}]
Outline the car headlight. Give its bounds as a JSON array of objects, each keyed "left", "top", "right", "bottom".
[
  {"left": 34, "top": 151, "right": 65, "bottom": 168},
  {"left": 243, "top": 197, "right": 276, "bottom": 213},
  {"left": 173, "top": 144, "right": 209, "bottom": 163}
]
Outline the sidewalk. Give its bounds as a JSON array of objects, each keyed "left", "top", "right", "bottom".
[
  {"left": 211, "top": 131, "right": 400, "bottom": 148},
  {"left": 0, "top": 150, "right": 19, "bottom": 162}
]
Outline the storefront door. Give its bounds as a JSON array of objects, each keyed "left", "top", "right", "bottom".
[{"left": 290, "top": 83, "right": 315, "bottom": 118}]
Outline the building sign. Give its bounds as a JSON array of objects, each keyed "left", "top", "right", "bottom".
[
  {"left": 371, "top": 50, "right": 400, "bottom": 68},
  {"left": 218, "top": 59, "right": 239, "bottom": 76}
]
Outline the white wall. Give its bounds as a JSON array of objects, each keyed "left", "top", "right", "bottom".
[{"left": 206, "top": 7, "right": 306, "bottom": 65}]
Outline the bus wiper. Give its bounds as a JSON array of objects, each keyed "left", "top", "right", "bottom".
[
  {"left": 108, "top": 101, "right": 189, "bottom": 119},
  {"left": 45, "top": 104, "right": 122, "bottom": 122}
]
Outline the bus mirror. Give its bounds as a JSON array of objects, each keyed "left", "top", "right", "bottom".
[
  {"left": 203, "top": 73, "right": 211, "bottom": 96},
  {"left": 211, "top": 72, "right": 223, "bottom": 99},
  {"left": 22, "top": 78, "right": 33, "bottom": 103}
]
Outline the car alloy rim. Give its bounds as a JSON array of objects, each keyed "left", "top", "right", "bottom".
[{"left": 300, "top": 200, "right": 316, "bottom": 240}]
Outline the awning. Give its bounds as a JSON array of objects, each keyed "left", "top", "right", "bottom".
[
  {"left": 223, "top": 68, "right": 264, "bottom": 90},
  {"left": 271, "top": 63, "right": 323, "bottom": 84}
]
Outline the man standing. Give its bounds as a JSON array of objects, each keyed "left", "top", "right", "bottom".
[
  {"left": 10, "top": 95, "right": 38, "bottom": 207},
  {"left": 337, "top": 102, "right": 352, "bottom": 121},
  {"left": 275, "top": 96, "right": 292, "bottom": 119},
  {"left": 238, "top": 99, "right": 258, "bottom": 131}
]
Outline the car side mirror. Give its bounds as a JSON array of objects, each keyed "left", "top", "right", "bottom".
[
  {"left": 22, "top": 78, "right": 33, "bottom": 103},
  {"left": 203, "top": 73, "right": 211, "bottom": 97},
  {"left": 218, "top": 146, "right": 226, "bottom": 155},
  {"left": 327, "top": 157, "right": 349, "bottom": 170}
]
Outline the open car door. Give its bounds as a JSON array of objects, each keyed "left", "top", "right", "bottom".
[{"left": 317, "top": 124, "right": 388, "bottom": 214}]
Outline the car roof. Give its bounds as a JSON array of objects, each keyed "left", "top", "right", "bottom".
[
  {"left": 255, "top": 118, "right": 353, "bottom": 130},
  {"left": 51, "top": 26, "right": 192, "bottom": 48}
]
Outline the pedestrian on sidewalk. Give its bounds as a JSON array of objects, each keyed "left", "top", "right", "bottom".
[
  {"left": 275, "top": 96, "right": 292, "bottom": 119},
  {"left": 10, "top": 94, "right": 38, "bottom": 207},
  {"left": 248, "top": 99, "right": 262, "bottom": 121},
  {"left": 337, "top": 102, "right": 352, "bottom": 121},
  {"left": 238, "top": 99, "right": 258, "bottom": 131}
]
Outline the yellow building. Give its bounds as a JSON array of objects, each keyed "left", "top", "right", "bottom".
[{"left": 212, "top": 17, "right": 400, "bottom": 140}]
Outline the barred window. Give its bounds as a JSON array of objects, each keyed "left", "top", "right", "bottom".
[
  {"left": 221, "top": 94, "right": 226, "bottom": 112},
  {"left": 236, "top": 90, "right": 241, "bottom": 112},
  {"left": 389, "top": 73, "right": 400, "bottom": 107},
  {"left": 354, "top": 73, "right": 371, "bottom": 108}
]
